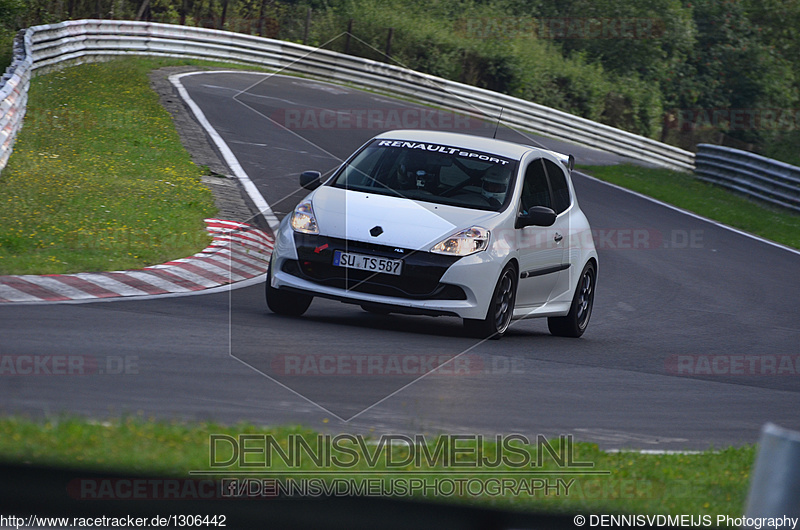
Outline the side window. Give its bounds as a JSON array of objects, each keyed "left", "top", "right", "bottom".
[
  {"left": 544, "top": 159, "right": 571, "bottom": 214},
  {"left": 521, "top": 159, "right": 552, "bottom": 212}
]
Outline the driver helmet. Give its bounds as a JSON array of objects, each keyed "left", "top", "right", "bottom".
[
  {"left": 397, "top": 152, "right": 433, "bottom": 190},
  {"left": 481, "top": 165, "right": 510, "bottom": 203},
  {"left": 395, "top": 162, "right": 414, "bottom": 188}
]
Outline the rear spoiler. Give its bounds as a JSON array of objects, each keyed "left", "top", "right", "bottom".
[
  {"left": 544, "top": 150, "right": 575, "bottom": 172},
  {"left": 527, "top": 146, "right": 575, "bottom": 172}
]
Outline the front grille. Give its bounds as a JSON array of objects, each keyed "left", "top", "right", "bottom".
[{"left": 285, "top": 234, "right": 466, "bottom": 300}]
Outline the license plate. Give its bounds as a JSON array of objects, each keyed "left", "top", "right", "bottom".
[{"left": 333, "top": 250, "right": 403, "bottom": 276}]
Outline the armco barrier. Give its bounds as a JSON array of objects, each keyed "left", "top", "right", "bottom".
[
  {"left": 0, "top": 29, "right": 32, "bottom": 171},
  {"left": 744, "top": 423, "right": 800, "bottom": 520},
  {"left": 5, "top": 19, "right": 800, "bottom": 210},
  {"left": 696, "top": 144, "right": 800, "bottom": 213},
  {"left": 0, "top": 19, "right": 696, "bottom": 175}
]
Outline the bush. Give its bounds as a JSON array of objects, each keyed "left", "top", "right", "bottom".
[
  {"left": 296, "top": 0, "right": 665, "bottom": 138},
  {"left": 0, "top": 29, "right": 15, "bottom": 73}
]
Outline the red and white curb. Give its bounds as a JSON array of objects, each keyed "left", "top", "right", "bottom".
[{"left": 0, "top": 219, "right": 272, "bottom": 303}]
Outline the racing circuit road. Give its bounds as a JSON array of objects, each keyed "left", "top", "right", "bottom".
[{"left": 0, "top": 71, "right": 798, "bottom": 450}]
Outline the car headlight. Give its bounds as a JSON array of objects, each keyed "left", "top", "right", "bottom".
[
  {"left": 431, "top": 226, "right": 489, "bottom": 256},
  {"left": 290, "top": 199, "right": 319, "bottom": 234}
]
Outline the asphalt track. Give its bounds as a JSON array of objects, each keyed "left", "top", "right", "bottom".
[{"left": 0, "top": 71, "right": 798, "bottom": 450}]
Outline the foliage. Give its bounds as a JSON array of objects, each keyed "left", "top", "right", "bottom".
[
  {"left": 0, "top": 0, "right": 798, "bottom": 162},
  {"left": 0, "top": 29, "right": 13, "bottom": 72}
]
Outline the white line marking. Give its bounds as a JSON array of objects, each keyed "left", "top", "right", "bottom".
[
  {"left": 574, "top": 170, "right": 800, "bottom": 257},
  {"left": 169, "top": 72, "right": 281, "bottom": 232}
]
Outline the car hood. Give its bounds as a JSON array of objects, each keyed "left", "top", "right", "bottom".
[{"left": 310, "top": 186, "right": 498, "bottom": 250}]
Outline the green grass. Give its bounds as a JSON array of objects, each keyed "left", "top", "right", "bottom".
[
  {"left": 0, "top": 416, "right": 754, "bottom": 516},
  {"left": 0, "top": 58, "right": 218, "bottom": 274},
  {"left": 578, "top": 164, "right": 800, "bottom": 250}
]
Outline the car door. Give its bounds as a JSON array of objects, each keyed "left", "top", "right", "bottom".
[
  {"left": 543, "top": 159, "right": 574, "bottom": 302},
  {"left": 514, "top": 157, "right": 566, "bottom": 308}
]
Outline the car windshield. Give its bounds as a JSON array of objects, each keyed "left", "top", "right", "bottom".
[{"left": 330, "top": 139, "right": 519, "bottom": 211}]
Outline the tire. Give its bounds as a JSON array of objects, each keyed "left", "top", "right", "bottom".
[
  {"left": 265, "top": 259, "right": 312, "bottom": 316},
  {"left": 548, "top": 262, "right": 595, "bottom": 338},
  {"left": 464, "top": 264, "right": 517, "bottom": 340}
]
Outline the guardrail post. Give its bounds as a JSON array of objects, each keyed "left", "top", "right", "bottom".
[
  {"left": 385, "top": 28, "right": 393, "bottom": 58},
  {"left": 303, "top": 8, "right": 311, "bottom": 45},
  {"left": 744, "top": 423, "right": 800, "bottom": 520},
  {"left": 344, "top": 18, "right": 353, "bottom": 54}
]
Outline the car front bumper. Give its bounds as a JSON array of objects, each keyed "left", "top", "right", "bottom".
[{"left": 270, "top": 228, "right": 504, "bottom": 320}]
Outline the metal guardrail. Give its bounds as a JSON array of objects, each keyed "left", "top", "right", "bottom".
[
  {"left": 0, "top": 19, "right": 697, "bottom": 175},
  {"left": 0, "top": 29, "right": 33, "bottom": 171},
  {"left": 5, "top": 19, "right": 800, "bottom": 211},
  {"left": 744, "top": 423, "right": 800, "bottom": 521},
  {"left": 695, "top": 144, "right": 800, "bottom": 213}
]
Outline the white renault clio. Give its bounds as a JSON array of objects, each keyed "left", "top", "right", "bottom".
[{"left": 267, "top": 130, "right": 598, "bottom": 339}]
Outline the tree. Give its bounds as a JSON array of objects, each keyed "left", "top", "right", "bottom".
[{"left": 666, "top": 0, "right": 796, "bottom": 143}]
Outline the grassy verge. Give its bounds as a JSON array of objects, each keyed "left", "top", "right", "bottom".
[
  {"left": 0, "top": 416, "right": 753, "bottom": 516},
  {"left": 579, "top": 164, "right": 800, "bottom": 250},
  {"left": 0, "top": 58, "right": 218, "bottom": 275}
]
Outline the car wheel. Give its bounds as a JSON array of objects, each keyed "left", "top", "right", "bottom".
[
  {"left": 464, "top": 264, "right": 517, "bottom": 340},
  {"left": 265, "top": 259, "right": 312, "bottom": 316},
  {"left": 548, "top": 262, "right": 595, "bottom": 338}
]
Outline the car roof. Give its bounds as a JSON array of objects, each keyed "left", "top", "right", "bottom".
[{"left": 373, "top": 129, "right": 559, "bottom": 162}]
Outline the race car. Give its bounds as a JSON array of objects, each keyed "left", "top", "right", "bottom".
[{"left": 266, "top": 130, "right": 597, "bottom": 339}]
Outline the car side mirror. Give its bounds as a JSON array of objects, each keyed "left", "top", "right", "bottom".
[
  {"left": 300, "top": 170, "right": 322, "bottom": 190},
  {"left": 516, "top": 206, "right": 557, "bottom": 228}
]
